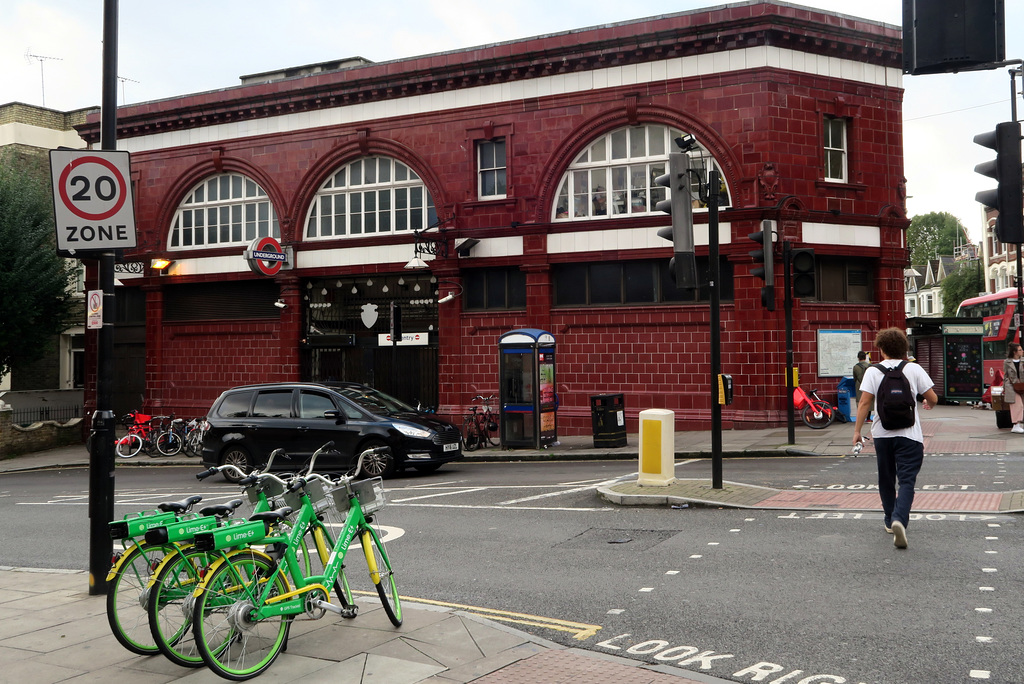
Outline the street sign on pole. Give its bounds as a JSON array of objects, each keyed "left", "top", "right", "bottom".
[{"left": 49, "top": 149, "right": 137, "bottom": 255}]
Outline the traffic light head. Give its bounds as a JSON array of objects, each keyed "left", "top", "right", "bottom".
[
  {"left": 975, "top": 121, "right": 1023, "bottom": 243},
  {"left": 654, "top": 152, "right": 696, "bottom": 288},
  {"left": 747, "top": 220, "right": 775, "bottom": 311},
  {"left": 791, "top": 248, "right": 816, "bottom": 299}
]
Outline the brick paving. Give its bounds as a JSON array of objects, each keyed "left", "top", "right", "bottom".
[{"left": 473, "top": 650, "right": 706, "bottom": 684}]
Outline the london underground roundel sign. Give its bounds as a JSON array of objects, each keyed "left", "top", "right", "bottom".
[{"left": 244, "top": 236, "right": 286, "bottom": 276}]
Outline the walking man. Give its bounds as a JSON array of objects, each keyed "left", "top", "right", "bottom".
[{"left": 852, "top": 327, "right": 937, "bottom": 549}]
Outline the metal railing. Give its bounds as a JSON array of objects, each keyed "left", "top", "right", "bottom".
[{"left": 10, "top": 404, "right": 84, "bottom": 426}]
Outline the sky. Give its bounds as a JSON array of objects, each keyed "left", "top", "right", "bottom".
[{"left": 1, "top": 1, "right": 1021, "bottom": 244}]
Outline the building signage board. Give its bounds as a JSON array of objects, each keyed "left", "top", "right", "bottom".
[
  {"left": 244, "top": 236, "right": 287, "bottom": 276},
  {"left": 50, "top": 149, "right": 137, "bottom": 254},
  {"left": 377, "top": 332, "right": 428, "bottom": 346}
]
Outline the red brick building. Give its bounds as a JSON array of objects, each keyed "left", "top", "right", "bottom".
[{"left": 78, "top": 2, "right": 906, "bottom": 434}]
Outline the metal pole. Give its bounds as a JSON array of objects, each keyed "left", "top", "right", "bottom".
[
  {"left": 88, "top": 0, "right": 118, "bottom": 596},
  {"left": 708, "top": 170, "right": 722, "bottom": 489},
  {"left": 784, "top": 240, "right": 795, "bottom": 444},
  {"left": 1012, "top": 68, "right": 1023, "bottom": 341}
]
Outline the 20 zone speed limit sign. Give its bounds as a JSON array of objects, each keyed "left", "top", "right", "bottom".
[{"left": 50, "top": 149, "right": 137, "bottom": 253}]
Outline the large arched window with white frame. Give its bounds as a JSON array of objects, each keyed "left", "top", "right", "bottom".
[
  {"left": 552, "top": 124, "right": 730, "bottom": 221},
  {"left": 304, "top": 156, "right": 437, "bottom": 239},
  {"left": 168, "top": 173, "right": 279, "bottom": 249}
]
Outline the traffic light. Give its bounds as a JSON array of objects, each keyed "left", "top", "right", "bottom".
[
  {"left": 747, "top": 219, "right": 775, "bottom": 311},
  {"left": 791, "top": 248, "right": 816, "bottom": 298},
  {"left": 654, "top": 152, "right": 697, "bottom": 289},
  {"left": 975, "top": 121, "right": 1023, "bottom": 243}
]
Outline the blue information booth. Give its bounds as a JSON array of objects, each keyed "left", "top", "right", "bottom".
[{"left": 498, "top": 329, "right": 557, "bottom": 449}]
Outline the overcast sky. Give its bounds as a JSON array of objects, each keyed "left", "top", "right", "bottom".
[{"left": 2, "top": 1, "right": 1021, "bottom": 244}]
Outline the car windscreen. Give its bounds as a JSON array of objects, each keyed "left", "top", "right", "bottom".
[{"left": 337, "top": 387, "right": 415, "bottom": 415}]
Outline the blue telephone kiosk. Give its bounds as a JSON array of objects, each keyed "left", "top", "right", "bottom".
[{"left": 498, "top": 329, "right": 557, "bottom": 448}]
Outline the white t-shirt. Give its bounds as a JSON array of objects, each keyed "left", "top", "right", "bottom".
[{"left": 858, "top": 359, "right": 934, "bottom": 443}]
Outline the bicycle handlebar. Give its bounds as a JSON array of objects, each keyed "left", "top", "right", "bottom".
[{"left": 302, "top": 441, "right": 336, "bottom": 477}]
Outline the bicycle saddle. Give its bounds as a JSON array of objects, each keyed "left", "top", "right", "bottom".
[{"left": 158, "top": 495, "right": 203, "bottom": 514}]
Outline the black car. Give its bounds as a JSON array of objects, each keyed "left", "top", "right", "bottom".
[{"left": 201, "top": 382, "right": 463, "bottom": 482}]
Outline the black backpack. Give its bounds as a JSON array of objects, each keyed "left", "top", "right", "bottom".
[{"left": 873, "top": 360, "right": 916, "bottom": 430}]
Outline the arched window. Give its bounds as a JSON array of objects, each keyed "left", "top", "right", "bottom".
[
  {"left": 304, "top": 156, "right": 437, "bottom": 239},
  {"left": 169, "top": 173, "right": 278, "bottom": 249},
  {"left": 552, "top": 124, "right": 730, "bottom": 221}
]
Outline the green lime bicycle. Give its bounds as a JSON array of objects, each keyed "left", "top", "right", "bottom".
[
  {"left": 145, "top": 444, "right": 356, "bottom": 668},
  {"left": 105, "top": 494, "right": 245, "bottom": 655},
  {"left": 190, "top": 446, "right": 402, "bottom": 680}
]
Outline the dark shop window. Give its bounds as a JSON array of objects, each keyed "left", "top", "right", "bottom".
[
  {"left": 815, "top": 256, "right": 874, "bottom": 303},
  {"left": 464, "top": 267, "right": 526, "bottom": 310},
  {"left": 553, "top": 258, "right": 732, "bottom": 306}
]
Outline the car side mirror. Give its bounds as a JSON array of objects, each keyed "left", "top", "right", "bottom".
[{"left": 324, "top": 409, "right": 346, "bottom": 423}]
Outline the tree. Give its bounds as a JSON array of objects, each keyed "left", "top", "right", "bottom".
[
  {"left": 907, "top": 211, "right": 968, "bottom": 265},
  {"left": 0, "top": 151, "right": 78, "bottom": 378},
  {"left": 941, "top": 260, "right": 985, "bottom": 317}
]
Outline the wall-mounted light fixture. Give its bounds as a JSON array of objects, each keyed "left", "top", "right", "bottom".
[
  {"left": 404, "top": 213, "right": 456, "bottom": 269},
  {"left": 151, "top": 258, "right": 173, "bottom": 271}
]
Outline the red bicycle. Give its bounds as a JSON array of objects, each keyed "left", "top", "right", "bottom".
[{"left": 793, "top": 386, "right": 835, "bottom": 429}]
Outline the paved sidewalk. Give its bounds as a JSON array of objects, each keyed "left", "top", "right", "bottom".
[{"left": 0, "top": 566, "right": 728, "bottom": 684}]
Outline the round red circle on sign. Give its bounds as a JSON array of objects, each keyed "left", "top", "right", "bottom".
[
  {"left": 248, "top": 236, "right": 284, "bottom": 276},
  {"left": 57, "top": 155, "right": 128, "bottom": 221}
]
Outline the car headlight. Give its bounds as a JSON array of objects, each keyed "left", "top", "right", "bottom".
[{"left": 393, "top": 423, "right": 432, "bottom": 439}]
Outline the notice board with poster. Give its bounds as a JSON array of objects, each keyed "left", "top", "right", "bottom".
[
  {"left": 942, "top": 327, "right": 983, "bottom": 400},
  {"left": 816, "top": 329, "right": 862, "bottom": 378}
]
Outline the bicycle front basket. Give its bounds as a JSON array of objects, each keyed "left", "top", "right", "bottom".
[
  {"left": 331, "top": 477, "right": 385, "bottom": 515},
  {"left": 283, "top": 478, "right": 330, "bottom": 513}
]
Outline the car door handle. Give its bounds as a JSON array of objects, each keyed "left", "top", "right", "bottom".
[
  {"left": 245, "top": 424, "right": 259, "bottom": 430},
  {"left": 297, "top": 426, "right": 309, "bottom": 431}
]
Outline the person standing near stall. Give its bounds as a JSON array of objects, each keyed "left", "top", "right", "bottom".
[{"left": 1002, "top": 343, "right": 1024, "bottom": 433}]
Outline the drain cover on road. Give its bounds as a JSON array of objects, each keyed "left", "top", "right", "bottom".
[{"left": 556, "top": 528, "right": 678, "bottom": 551}]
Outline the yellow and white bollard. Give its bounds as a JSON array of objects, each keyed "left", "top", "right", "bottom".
[{"left": 637, "top": 408, "right": 675, "bottom": 486}]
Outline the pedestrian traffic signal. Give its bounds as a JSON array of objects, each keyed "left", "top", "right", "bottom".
[
  {"left": 747, "top": 220, "right": 775, "bottom": 311},
  {"left": 654, "top": 152, "right": 696, "bottom": 288},
  {"left": 975, "top": 121, "right": 1023, "bottom": 244},
  {"left": 791, "top": 248, "right": 816, "bottom": 298}
]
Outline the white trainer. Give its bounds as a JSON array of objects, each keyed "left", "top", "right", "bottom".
[{"left": 1013, "top": 424, "right": 1024, "bottom": 434}]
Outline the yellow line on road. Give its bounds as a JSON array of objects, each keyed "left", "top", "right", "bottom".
[{"left": 351, "top": 591, "right": 601, "bottom": 640}]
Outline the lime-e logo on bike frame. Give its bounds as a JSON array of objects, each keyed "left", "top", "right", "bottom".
[{"left": 244, "top": 236, "right": 287, "bottom": 276}]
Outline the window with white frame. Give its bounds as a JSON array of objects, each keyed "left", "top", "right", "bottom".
[
  {"left": 478, "top": 139, "right": 506, "bottom": 199},
  {"left": 906, "top": 298, "right": 917, "bottom": 317},
  {"left": 169, "top": 173, "right": 278, "bottom": 249},
  {"left": 305, "top": 157, "right": 437, "bottom": 239},
  {"left": 551, "top": 124, "right": 730, "bottom": 221},
  {"left": 823, "top": 116, "right": 848, "bottom": 182}
]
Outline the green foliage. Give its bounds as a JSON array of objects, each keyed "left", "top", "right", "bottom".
[
  {"left": 941, "top": 261, "right": 985, "bottom": 317},
  {"left": 907, "top": 212, "right": 967, "bottom": 265},
  {"left": 0, "top": 152, "right": 77, "bottom": 378}
]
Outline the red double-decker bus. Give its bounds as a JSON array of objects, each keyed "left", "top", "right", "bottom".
[{"left": 957, "top": 288, "right": 1021, "bottom": 383}]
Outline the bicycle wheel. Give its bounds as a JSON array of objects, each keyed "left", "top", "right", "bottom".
[
  {"left": 802, "top": 401, "right": 834, "bottom": 429},
  {"left": 462, "top": 418, "right": 480, "bottom": 451},
  {"left": 484, "top": 414, "right": 499, "bottom": 447},
  {"left": 116, "top": 433, "right": 144, "bottom": 458},
  {"left": 193, "top": 550, "right": 290, "bottom": 681},
  {"left": 148, "top": 546, "right": 213, "bottom": 667},
  {"left": 184, "top": 429, "right": 204, "bottom": 457},
  {"left": 156, "top": 430, "right": 183, "bottom": 456},
  {"left": 359, "top": 526, "right": 402, "bottom": 626},
  {"left": 106, "top": 541, "right": 168, "bottom": 654}
]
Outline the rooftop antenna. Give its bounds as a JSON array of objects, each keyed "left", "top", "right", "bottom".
[
  {"left": 25, "top": 48, "right": 62, "bottom": 108},
  {"left": 117, "top": 75, "right": 139, "bottom": 105}
]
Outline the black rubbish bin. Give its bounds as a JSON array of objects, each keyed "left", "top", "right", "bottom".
[{"left": 590, "top": 394, "right": 626, "bottom": 448}]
